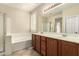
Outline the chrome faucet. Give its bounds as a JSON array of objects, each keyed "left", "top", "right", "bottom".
[{"left": 62, "top": 34, "right": 67, "bottom": 37}]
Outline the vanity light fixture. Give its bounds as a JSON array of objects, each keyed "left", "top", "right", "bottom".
[{"left": 44, "top": 3, "right": 61, "bottom": 12}]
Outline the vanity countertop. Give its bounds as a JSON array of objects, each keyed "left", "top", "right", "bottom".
[{"left": 33, "top": 33, "right": 79, "bottom": 44}]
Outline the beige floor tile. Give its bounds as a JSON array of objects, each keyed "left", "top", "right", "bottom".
[{"left": 12, "top": 48, "right": 40, "bottom": 56}]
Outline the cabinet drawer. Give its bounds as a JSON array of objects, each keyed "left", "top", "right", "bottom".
[
  {"left": 41, "top": 36, "right": 46, "bottom": 41},
  {"left": 62, "top": 41, "right": 76, "bottom": 46},
  {"left": 36, "top": 35, "right": 40, "bottom": 40},
  {"left": 41, "top": 45, "right": 46, "bottom": 50},
  {"left": 36, "top": 38, "right": 40, "bottom": 46},
  {"left": 35, "top": 35, "right": 41, "bottom": 53},
  {"left": 41, "top": 49, "right": 46, "bottom": 56},
  {"left": 36, "top": 46, "right": 40, "bottom": 52},
  {"left": 36, "top": 43, "right": 40, "bottom": 48},
  {"left": 41, "top": 41, "right": 46, "bottom": 45}
]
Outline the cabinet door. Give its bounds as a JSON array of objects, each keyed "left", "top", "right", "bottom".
[
  {"left": 57, "top": 40, "right": 62, "bottom": 56},
  {"left": 47, "top": 38, "right": 57, "bottom": 56},
  {"left": 61, "top": 41, "right": 77, "bottom": 56},
  {"left": 41, "top": 36, "right": 47, "bottom": 56},
  {"left": 36, "top": 35, "right": 41, "bottom": 53},
  {"left": 32, "top": 34, "right": 36, "bottom": 49},
  {"left": 77, "top": 45, "right": 79, "bottom": 56}
]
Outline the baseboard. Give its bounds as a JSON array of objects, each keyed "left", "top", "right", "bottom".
[{"left": 12, "top": 40, "right": 32, "bottom": 52}]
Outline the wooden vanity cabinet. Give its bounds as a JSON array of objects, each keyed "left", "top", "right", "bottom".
[
  {"left": 36, "top": 35, "right": 41, "bottom": 53},
  {"left": 40, "top": 36, "right": 47, "bottom": 56},
  {"left": 47, "top": 38, "right": 57, "bottom": 56},
  {"left": 32, "top": 34, "right": 36, "bottom": 49},
  {"left": 61, "top": 41, "right": 78, "bottom": 56},
  {"left": 32, "top": 34, "right": 79, "bottom": 56}
]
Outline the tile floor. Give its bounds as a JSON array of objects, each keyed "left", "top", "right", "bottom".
[{"left": 12, "top": 48, "right": 40, "bottom": 56}]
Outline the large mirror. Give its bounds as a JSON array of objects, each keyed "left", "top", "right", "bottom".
[{"left": 42, "top": 3, "right": 79, "bottom": 34}]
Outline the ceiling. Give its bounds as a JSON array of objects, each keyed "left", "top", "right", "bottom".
[{"left": 1, "top": 3, "right": 42, "bottom": 12}]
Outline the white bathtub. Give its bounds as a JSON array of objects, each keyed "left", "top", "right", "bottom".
[
  {"left": 11, "top": 33, "right": 32, "bottom": 44},
  {"left": 10, "top": 33, "right": 32, "bottom": 51}
]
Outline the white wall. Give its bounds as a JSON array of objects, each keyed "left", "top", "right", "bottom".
[
  {"left": 9, "top": 10, "right": 30, "bottom": 33},
  {"left": 0, "top": 4, "right": 31, "bottom": 52},
  {"left": 0, "top": 4, "right": 30, "bottom": 34}
]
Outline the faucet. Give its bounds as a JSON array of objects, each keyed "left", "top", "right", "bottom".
[{"left": 62, "top": 34, "right": 67, "bottom": 37}]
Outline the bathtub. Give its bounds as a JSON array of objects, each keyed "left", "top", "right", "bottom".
[
  {"left": 11, "top": 33, "right": 32, "bottom": 51},
  {"left": 11, "top": 33, "right": 32, "bottom": 43}
]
